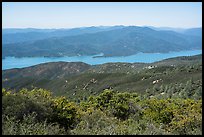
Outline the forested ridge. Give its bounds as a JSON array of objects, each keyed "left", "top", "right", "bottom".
[
  {"left": 2, "top": 54, "right": 202, "bottom": 100},
  {"left": 2, "top": 26, "right": 201, "bottom": 58}
]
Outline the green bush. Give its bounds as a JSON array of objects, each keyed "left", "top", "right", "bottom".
[
  {"left": 71, "top": 109, "right": 168, "bottom": 135},
  {"left": 2, "top": 88, "right": 11, "bottom": 96},
  {"left": 88, "top": 89, "right": 141, "bottom": 120},
  {"left": 2, "top": 88, "right": 202, "bottom": 135},
  {"left": 70, "top": 109, "right": 119, "bottom": 135},
  {"left": 2, "top": 113, "right": 67, "bottom": 135},
  {"left": 140, "top": 98, "right": 202, "bottom": 135},
  {"left": 167, "top": 99, "right": 202, "bottom": 135},
  {"left": 2, "top": 88, "right": 82, "bottom": 131},
  {"left": 2, "top": 89, "right": 52, "bottom": 121},
  {"left": 50, "top": 96, "right": 81, "bottom": 130},
  {"left": 2, "top": 94, "right": 52, "bottom": 122}
]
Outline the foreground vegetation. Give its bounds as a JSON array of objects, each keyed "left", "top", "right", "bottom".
[
  {"left": 2, "top": 55, "right": 202, "bottom": 135},
  {"left": 2, "top": 88, "right": 202, "bottom": 135}
]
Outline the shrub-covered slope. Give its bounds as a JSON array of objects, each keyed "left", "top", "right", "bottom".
[
  {"left": 2, "top": 88, "right": 202, "bottom": 135},
  {"left": 2, "top": 54, "right": 202, "bottom": 100}
]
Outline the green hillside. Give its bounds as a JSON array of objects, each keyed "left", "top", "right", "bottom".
[
  {"left": 2, "top": 54, "right": 202, "bottom": 101},
  {"left": 2, "top": 54, "right": 202, "bottom": 135}
]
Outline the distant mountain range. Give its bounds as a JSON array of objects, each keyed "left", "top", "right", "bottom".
[
  {"left": 2, "top": 26, "right": 202, "bottom": 58},
  {"left": 2, "top": 26, "right": 125, "bottom": 44},
  {"left": 144, "top": 26, "right": 202, "bottom": 34}
]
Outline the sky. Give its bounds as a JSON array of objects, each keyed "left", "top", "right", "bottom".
[{"left": 2, "top": 2, "right": 202, "bottom": 29}]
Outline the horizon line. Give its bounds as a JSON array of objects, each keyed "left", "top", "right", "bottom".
[{"left": 2, "top": 25, "right": 202, "bottom": 30}]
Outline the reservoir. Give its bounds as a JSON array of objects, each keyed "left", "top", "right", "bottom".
[{"left": 2, "top": 50, "right": 202, "bottom": 70}]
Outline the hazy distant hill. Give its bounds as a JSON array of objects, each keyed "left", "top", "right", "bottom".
[
  {"left": 2, "top": 28, "right": 57, "bottom": 34},
  {"left": 146, "top": 26, "right": 187, "bottom": 33},
  {"left": 2, "top": 26, "right": 202, "bottom": 58},
  {"left": 146, "top": 26, "right": 202, "bottom": 37},
  {"left": 2, "top": 26, "right": 125, "bottom": 44},
  {"left": 181, "top": 28, "right": 202, "bottom": 37}
]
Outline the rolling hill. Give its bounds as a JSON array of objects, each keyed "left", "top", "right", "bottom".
[{"left": 2, "top": 54, "right": 202, "bottom": 100}]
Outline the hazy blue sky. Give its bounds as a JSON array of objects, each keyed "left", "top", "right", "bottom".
[{"left": 2, "top": 2, "right": 202, "bottom": 29}]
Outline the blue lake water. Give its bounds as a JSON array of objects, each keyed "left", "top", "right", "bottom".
[{"left": 2, "top": 50, "right": 202, "bottom": 70}]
